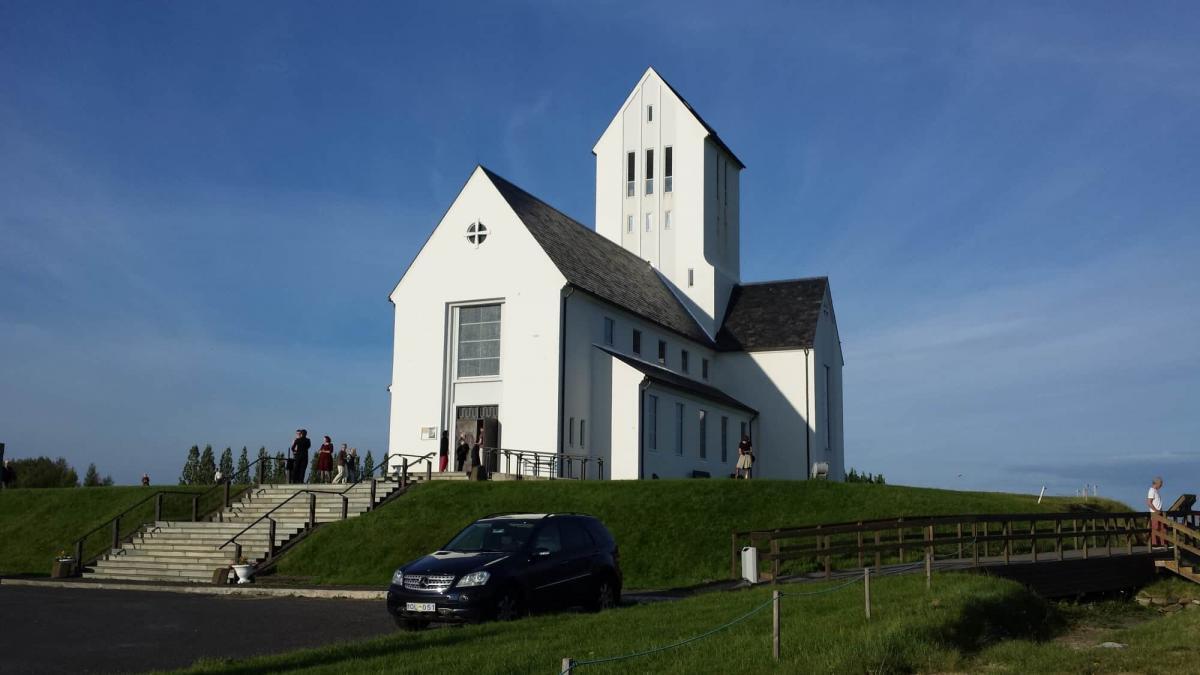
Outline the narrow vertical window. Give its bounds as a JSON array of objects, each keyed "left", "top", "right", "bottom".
[
  {"left": 664, "top": 146, "right": 673, "bottom": 193},
  {"left": 626, "top": 214, "right": 633, "bottom": 234},
  {"left": 664, "top": 210, "right": 672, "bottom": 230},
  {"left": 647, "top": 395, "right": 658, "bottom": 450},
  {"left": 824, "top": 364, "right": 832, "bottom": 450},
  {"left": 580, "top": 419, "right": 585, "bottom": 449},
  {"left": 675, "top": 403, "right": 684, "bottom": 456},
  {"left": 603, "top": 317, "right": 614, "bottom": 346},
  {"left": 627, "top": 152, "right": 635, "bottom": 197},
  {"left": 632, "top": 329, "right": 642, "bottom": 355},
  {"left": 721, "top": 416, "right": 729, "bottom": 462},
  {"left": 645, "top": 149, "right": 654, "bottom": 195},
  {"left": 647, "top": 104, "right": 653, "bottom": 122},
  {"left": 698, "top": 410, "right": 707, "bottom": 459},
  {"left": 645, "top": 212, "right": 653, "bottom": 233},
  {"left": 681, "top": 350, "right": 689, "bottom": 373},
  {"left": 569, "top": 417, "right": 575, "bottom": 447},
  {"left": 702, "top": 358, "right": 709, "bottom": 380},
  {"left": 657, "top": 340, "right": 667, "bottom": 365},
  {"left": 687, "top": 268, "right": 694, "bottom": 287}
]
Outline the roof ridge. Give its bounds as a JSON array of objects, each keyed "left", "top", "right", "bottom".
[{"left": 737, "top": 276, "right": 828, "bottom": 287}]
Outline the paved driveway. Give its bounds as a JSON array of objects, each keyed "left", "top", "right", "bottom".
[{"left": 0, "top": 585, "right": 394, "bottom": 673}]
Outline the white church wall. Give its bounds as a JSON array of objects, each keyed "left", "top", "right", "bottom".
[
  {"left": 811, "top": 291, "right": 846, "bottom": 480},
  {"left": 717, "top": 349, "right": 812, "bottom": 480},
  {"left": 641, "top": 383, "right": 750, "bottom": 480},
  {"left": 588, "top": 351, "right": 644, "bottom": 480},
  {"left": 387, "top": 168, "right": 567, "bottom": 468}
]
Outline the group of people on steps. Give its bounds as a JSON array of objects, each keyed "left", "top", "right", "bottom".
[{"left": 287, "top": 429, "right": 361, "bottom": 484}]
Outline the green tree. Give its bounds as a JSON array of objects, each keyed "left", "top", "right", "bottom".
[
  {"left": 256, "top": 447, "right": 269, "bottom": 483},
  {"left": 273, "top": 451, "right": 285, "bottom": 483},
  {"left": 11, "top": 456, "right": 79, "bottom": 488},
  {"left": 307, "top": 454, "right": 318, "bottom": 483},
  {"left": 236, "top": 447, "right": 250, "bottom": 483},
  {"left": 180, "top": 445, "right": 201, "bottom": 485},
  {"left": 219, "top": 447, "right": 234, "bottom": 480},
  {"left": 83, "top": 463, "right": 103, "bottom": 487},
  {"left": 363, "top": 451, "right": 375, "bottom": 478},
  {"left": 198, "top": 445, "right": 217, "bottom": 485}
]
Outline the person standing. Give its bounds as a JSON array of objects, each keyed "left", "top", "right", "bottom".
[
  {"left": 2, "top": 460, "right": 16, "bottom": 489},
  {"left": 735, "top": 435, "right": 754, "bottom": 479},
  {"left": 470, "top": 433, "right": 485, "bottom": 480},
  {"left": 1148, "top": 476, "right": 1166, "bottom": 548},
  {"left": 316, "top": 436, "right": 334, "bottom": 483},
  {"left": 348, "top": 447, "right": 360, "bottom": 482},
  {"left": 455, "top": 433, "right": 470, "bottom": 472},
  {"left": 438, "top": 430, "right": 450, "bottom": 473},
  {"left": 290, "top": 429, "right": 311, "bottom": 484},
  {"left": 333, "top": 443, "right": 349, "bottom": 484}
]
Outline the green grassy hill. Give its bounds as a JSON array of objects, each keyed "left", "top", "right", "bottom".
[
  {"left": 0, "top": 486, "right": 208, "bottom": 576},
  {"left": 274, "top": 479, "right": 1128, "bottom": 590}
]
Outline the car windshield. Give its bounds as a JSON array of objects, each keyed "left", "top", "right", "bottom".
[{"left": 443, "top": 520, "right": 538, "bottom": 552}]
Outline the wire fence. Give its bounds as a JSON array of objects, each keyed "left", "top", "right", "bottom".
[{"left": 558, "top": 572, "right": 888, "bottom": 674}]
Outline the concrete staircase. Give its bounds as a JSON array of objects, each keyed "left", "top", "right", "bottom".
[{"left": 85, "top": 480, "right": 404, "bottom": 583}]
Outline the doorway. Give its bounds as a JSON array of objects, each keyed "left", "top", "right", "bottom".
[{"left": 455, "top": 405, "right": 501, "bottom": 473}]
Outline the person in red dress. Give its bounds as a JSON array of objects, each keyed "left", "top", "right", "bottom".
[{"left": 316, "top": 436, "right": 334, "bottom": 483}]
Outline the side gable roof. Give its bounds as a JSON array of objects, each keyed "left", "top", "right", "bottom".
[
  {"left": 716, "top": 277, "right": 829, "bottom": 352},
  {"left": 481, "top": 167, "right": 713, "bottom": 346},
  {"left": 598, "top": 346, "right": 757, "bottom": 414}
]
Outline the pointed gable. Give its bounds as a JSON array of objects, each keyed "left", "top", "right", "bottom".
[{"left": 716, "top": 277, "right": 829, "bottom": 351}]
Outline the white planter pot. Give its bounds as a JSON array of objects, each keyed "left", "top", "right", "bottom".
[{"left": 232, "top": 564, "right": 255, "bottom": 584}]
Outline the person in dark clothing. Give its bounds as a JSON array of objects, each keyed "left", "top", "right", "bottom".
[
  {"left": 290, "top": 429, "right": 311, "bottom": 484},
  {"left": 454, "top": 434, "right": 469, "bottom": 472},
  {"left": 438, "top": 430, "right": 449, "bottom": 473},
  {"left": 2, "top": 460, "right": 16, "bottom": 488},
  {"left": 470, "top": 436, "right": 484, "bottom": 479}
]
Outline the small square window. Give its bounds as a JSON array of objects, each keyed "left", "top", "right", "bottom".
[
  {"left": 632, "top": 329, "right": 642, "bottom": 355},
  {"left": 657, "top": 340, "right": 667, "bottom": 365},
  {"left": 603, "top": 317, "right": 614, "bottom": 346}
]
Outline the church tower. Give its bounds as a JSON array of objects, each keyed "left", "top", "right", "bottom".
[{"left": 593, "top": 67, "right": 745, "bottom": 337}]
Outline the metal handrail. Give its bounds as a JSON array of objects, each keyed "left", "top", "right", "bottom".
[
  {"left": 480, "top": 447, "right": 605, "bottom": 480},
  {"left": 218, "top": 451, "right": 432, "bottom": 556}
]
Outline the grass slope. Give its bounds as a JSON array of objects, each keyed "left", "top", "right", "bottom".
[
  {"left": 183, "top": 573, "right": 1053, "bottom": 674},
  {"left": 274, "top": 479, "right": 1125, "bottom": 590},
  {"left": 0, "top": 486, "right": 209, "bottom": 575}
]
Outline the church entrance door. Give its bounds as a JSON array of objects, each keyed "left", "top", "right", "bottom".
[{"left": 455, "top": 405, "right": 501, "bottom": 474}]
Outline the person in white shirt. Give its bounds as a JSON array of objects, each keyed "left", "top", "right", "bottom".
[{"left": 1147, "top": 477, "right": 1165, "bottom": 548}]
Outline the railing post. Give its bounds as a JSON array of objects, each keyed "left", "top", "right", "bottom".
[
  {"left": 1082, "top": 519, "right": 1090, "bottom": 559},
  {"left": 426, "top": 460, "right": 432, "bottom": 482},
  {"left": 155, "top": 493, "right": 163, "bottom": 522},
  {"left": 1003, "top": 521, "right": 1010, "bottom": 564},
  {"left": 341, "top": 495, "right": 348, "bottom": 520},
  {"left": 258, "top": 458, "right": 265, "bottom": 485},
  {"left": 191, "top": 495, "right": 199, "bottom": 522},
  {"left": 857, "top": 526, "right": 864, "bottom": 568},
  {"left": 401, "top": 459, "right": 408, "bottom": 485},
  {"left": 599, "top": 458, "right": 605, "bottom": 480},
  {"left": 307, "top": 492, "right": 316, "bottom": 529},
  {"left": 1031, "top": 521, "right": 1038, "bottom": 562},
  {"left": 223, "top": 480, "right": 231, "bottom": 509},
  {"left": 561, "top": 658, "right": 574, "bottom": 674},
  {"left": 925, "top": 525, "right": 933, "bottom": 590},
  {"left": 234, "top": 542, "right": 242, "bottom": 564},
  {"left": 75, "top": 539, "right": 84, "bottom": 570},
  {"left": 957, "top": 523, "right": 963, "bottom": 560},
  {"left": 972, "top": 521, "right": 979, "bottom": 566},
  {"left": 268, "top": 519, "right": 277, "bottom": 558},
  {"left": 370, "top": 479, "right": 377, "bottom": 511},
  {"left": 874, "top": 531, "right": 882, "bottom": 569},
  {"left": 111, "top": 516, "right": 120, "bottom": 551}
]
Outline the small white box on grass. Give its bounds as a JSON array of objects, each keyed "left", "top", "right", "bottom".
[{"left": 741, "top": 546, "right": 759, "bottom": 584}]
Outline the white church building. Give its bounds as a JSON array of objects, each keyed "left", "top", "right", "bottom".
[{"left": 388, "top": 68, "right": 844, "bottom": 480}]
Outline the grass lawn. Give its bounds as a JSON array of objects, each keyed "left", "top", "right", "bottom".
[
  {"left": 0, "top": 485, "right": 214, "bottom": 575},
  {"left": 274, "top": 479, "right": 1127, "bottom": 590},
  {"left": 181, "top": 573, "right": 1054, "bottom": 674}
]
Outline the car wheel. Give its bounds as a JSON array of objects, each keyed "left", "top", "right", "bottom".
[
  {"left": 393, "top": 616, "right": 429, "bottom": 631},
  {"left": 590, "top": 576, "right": 618, "bottom": 612},
  {"left": 493, "top": 588, "right": 523, "bottom": 622}
]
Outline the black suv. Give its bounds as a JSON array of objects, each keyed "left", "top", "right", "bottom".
[{"left": 386, "top": 513, "right": 621, "bottom": 629}]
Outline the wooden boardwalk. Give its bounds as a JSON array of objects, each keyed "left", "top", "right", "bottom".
[{"left": 735, "top": 510, "right": 1198, "bottom": 598}]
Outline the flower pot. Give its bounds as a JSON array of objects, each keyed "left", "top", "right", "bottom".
[
  {"left": 232, "top": 564, "right": 255, "bottom": 584},
  {"left": 51, "top": 559, "right": 76, "bottom": 578}
]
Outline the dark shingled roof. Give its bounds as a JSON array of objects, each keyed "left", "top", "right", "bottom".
[
  {"left": 716, "top": 278, "right": 828, "bottom": 352},
  {"left": 598, "top": 346, "right": 757, "bottom": 414},
  {"left": 482, "top": 167, "right": 713, "bottom": 346}
]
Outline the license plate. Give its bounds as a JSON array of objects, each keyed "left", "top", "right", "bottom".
[{"left": 405, "top": 602, "right": 436, "bottom": 612}]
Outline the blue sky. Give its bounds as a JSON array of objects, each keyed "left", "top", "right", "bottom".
[{"left": 2, "top": 1, "right": 1197, "bottom": 508}]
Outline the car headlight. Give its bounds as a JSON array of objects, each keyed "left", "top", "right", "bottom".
[
  {"left": 391, "top": 569, "right": 404, "bottom": 586},
  {"left": 456, "top": 571, "right": 490, "bottom": 588}
]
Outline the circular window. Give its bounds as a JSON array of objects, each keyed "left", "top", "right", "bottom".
[{"left": 466, "top": 221, "right": 488, "bottom": 247}]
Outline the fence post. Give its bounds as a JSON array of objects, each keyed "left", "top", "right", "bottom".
[
  {"left": 308, "top": 492, "right": 316, "bottom": 529},
  {"left": 864, "top": 567, "right": 871, "bottom": 620},
  {"left": 155, "top": 493, "right": 163, "bottom": 522},
  {"left": 925, "top": 525, "right": 933, "bottom": 590},
  {"left": 772, "top": 590, "right": 781, "bottom": 661},
  {"left": 191, "top": 495, "right": 199, "bottom": 522},
  {"left": 268, "top": 519, "right": 277, "bottom": 558},
  {"left": 770, "top": 537, "right": 780, "bottom": 583},
  {"left": 561, "top": 658, "right": 574, "bottom": 674},
  {"left": 111, "top": 516, "right": 120, "bottom": 551},
  {"left": 972, "top": 522, "right": 979, "bottom": 566}
]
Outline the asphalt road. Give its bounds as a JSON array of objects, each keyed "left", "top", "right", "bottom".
[{"left": 0, "top": 585, "right": 394, "bottom": 673}]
